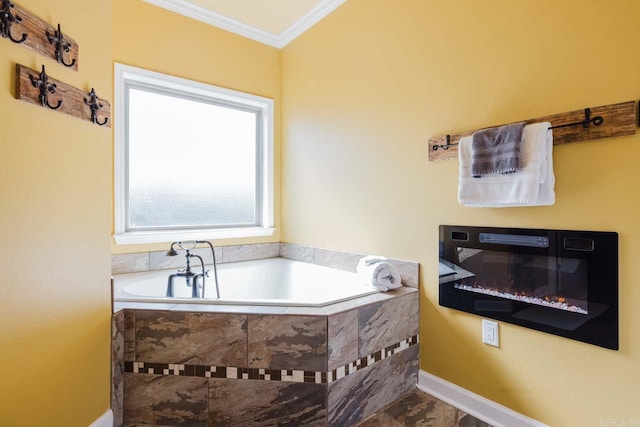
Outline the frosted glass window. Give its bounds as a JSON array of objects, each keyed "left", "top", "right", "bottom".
[
  {"left": 127, "top": 88, "right": 258, "bottom": 229},
  {"left": 113, "top": 64, "right": 274, "bottom": 244}
]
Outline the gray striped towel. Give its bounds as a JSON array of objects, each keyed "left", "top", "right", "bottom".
[{"left": 471, "top": 121, "right": 526, "bottom": 177}]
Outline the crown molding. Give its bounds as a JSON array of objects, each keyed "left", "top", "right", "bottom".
[
  {"left": 142, "top": 0, "right": 347, "bottom": 49},
  {"left": 278, "top": 0, "right": 347, "bottom": 48}
]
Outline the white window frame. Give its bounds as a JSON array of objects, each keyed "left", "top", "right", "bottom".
[{"left": 113, "top": 63, "right": 275, "bottom": 245}]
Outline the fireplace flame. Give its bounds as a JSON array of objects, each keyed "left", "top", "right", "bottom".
[{"left": 454, "top": 280, "right": 588, "bottom": 315}]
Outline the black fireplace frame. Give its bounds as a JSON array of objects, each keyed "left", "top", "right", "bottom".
[{"left": 439, "top": 225, "right": 619, "bottom": 350}]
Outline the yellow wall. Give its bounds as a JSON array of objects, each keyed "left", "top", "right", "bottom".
[
  {"left": 281, "top": 1, "right": 640, "bottom": 425},
  {"left": 4, "top": 0, "right": 636, "bottom": 425},
  {"left": 1, "top": 1, "right": 282, "bottom": 424},
  {"left": 0, "top": 0, "right": 112, "bottom": 425},
  {"left": 111, "top": 0, "right": 282, "bottom": 255}
]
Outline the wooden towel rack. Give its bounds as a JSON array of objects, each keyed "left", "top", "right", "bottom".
[{"left": 428, "top": 100, "right": 637, "bottom": 161}]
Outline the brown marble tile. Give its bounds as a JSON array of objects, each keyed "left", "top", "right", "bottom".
[
  {"left": 124, "top": 310, "right": 135, "bottom": 362},
  {"left": 357, "top": 412, "right": 404, "bottom": 427},
  {"left": 123, "top": 373, "right": 208, "bottom": 426},
  {"left": 247, "top": 314, "right": 327, "bottom": 371},
  {"left": 382, "top": 390, "right": 459, "bottom": 427},
  {"left": 112, "top": 252, "right": 149, "bottom": 274},
  {"left": 389, "top": 260, "right": 420, "bottom": 289},
  {"left": 358, "top": 292, "right": 419, "bottom": 357},
  {"left": 322, "top": 287, "right": 417, "bottom": 317},
  {"left": 355, "top": 389, "right": 493, "bottom": 427},
  {"left": 124, "top": 424, "right": 182, "bottom": 427},
  {"left": 149, "top": 246, "right": 222, "bottom": 270},
  {"left": 208, "top": 378, "right": 327, "bottom": 426},
  {"left": 328, "top": 346, "right": 419, "bottom": 426},
  {"left": 307, "top": 248, "right": 420, "bottom": 289},
  {"left": 328, "top": 309, "right": 358, "bottom": 371},
  {"left": 135, "top": 311, "right": 247, "bottom": 366},
  {"left": 112, "top": 311, "right": 125, "bottom": 427},
  {"left": 279, "top": 243, "right": 315, "bottom": 263},
  {"left": 457, "top": 413, "right": 492, "bottom": 427},
  {"left": 314, "top": 248, "right": 363, "bottom": 272},
  {"left": 222, "top": 243, "right": 280, "bottom": 263}
]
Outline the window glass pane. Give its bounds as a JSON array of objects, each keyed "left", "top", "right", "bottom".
[{"left": 127, "top": 88, "right": 258, "bottom": 230}]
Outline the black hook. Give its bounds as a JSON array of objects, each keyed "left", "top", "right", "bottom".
[
  {"left": 29, "top": 65, "right": 62, "bottom": 110},
  {"left": 549, "top": 108, "right": 604, "bottom": 130},
  {"left": 432, "top": 134, "right": 459, "bottom": 151},
  {"left": 0, "top": 0, "right": 27, "bottom": 43},
  {"left": 84, "top": 88, "right": 108, "bottom": 126},
  {"left": 46, "top": 23, "right": 77, "bottom": 68}
]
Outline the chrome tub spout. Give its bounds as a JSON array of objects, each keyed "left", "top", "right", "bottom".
[{"left": 165, "top": 240, "right": 219, "bottom": 299}]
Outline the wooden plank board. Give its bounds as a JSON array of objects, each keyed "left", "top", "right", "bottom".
[
  {"left": 428, "top": 100, "right": 637, "bottom": 161},
  {"left": 15, "top": 63, "right": 111, "bottom": 127},
  {"left": 2, "top": 1, "right": 79, "bottom": 70}
]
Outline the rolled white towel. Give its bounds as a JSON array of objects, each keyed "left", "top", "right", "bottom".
[{"left": 356, "top": 256, "right": 402, "bottom": 291}]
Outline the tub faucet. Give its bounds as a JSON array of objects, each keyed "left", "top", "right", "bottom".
[{"left": 165, "top": 240, "right": 220, "bottom": 299}]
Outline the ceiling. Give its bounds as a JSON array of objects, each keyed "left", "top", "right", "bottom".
[{"left": 143, "top": 0, "right": 347, "bottom": 48}]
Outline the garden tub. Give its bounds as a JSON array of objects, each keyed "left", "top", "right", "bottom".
[{"left": 112, "top": 257, "right": 379, "bottom": 307}]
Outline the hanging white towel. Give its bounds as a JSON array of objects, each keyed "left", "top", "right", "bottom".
[
  {"left": 458, "top": 122, "right": 555, "bottom": 207},
  {"left": 356, "top": 256, "right": 402, "bottom": 291}
]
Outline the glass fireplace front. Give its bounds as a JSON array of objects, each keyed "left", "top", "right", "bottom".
[{"left": 439, "top": 225, "right": 618, "bottom": 350}]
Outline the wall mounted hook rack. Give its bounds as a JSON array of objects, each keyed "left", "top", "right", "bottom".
[
  {"left": 432, "top": 108, "right": 608, "bottom": 151},
  {"left": 548, "top": 108, "right": 603, "bottom": 130},
  {"left": 0, "top": 1, "right": 78, "bottom": 70},
  {"left": 46, "top": 23, "right": 76, "bottom": 68},
  {"left": 84, "top": 88, "right": 109, "bottom": 126},
  {"left": 432, "top": 134, "right": 457, "bottom": 151},
  {"left": 0, "top": 0, "right": 27, "bottom": 43},
  {"left": 16, "top": 63, "right": 111, "bottom": 127},
  {"left": 28, "top": 64, "right": 62, "bottom": 110},
  {"left": 428, "top": 101, "right": 637, "bottom": 161}
]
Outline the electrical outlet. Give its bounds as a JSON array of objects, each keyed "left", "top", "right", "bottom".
[{"left": 482, "top": 319, "right": 500, "bottom": 347}]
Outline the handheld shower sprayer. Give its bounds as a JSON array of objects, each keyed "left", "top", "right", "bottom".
[{"left": 167, "top": 240, "right": 198, "bottom": 256}]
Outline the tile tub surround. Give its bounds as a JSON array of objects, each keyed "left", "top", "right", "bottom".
[
  {"left": 111, "top": 242, "right": 419, "bottom": 289},
  {"left": 113, "top": 290, "right": 419, "bottom": 426},
  {"left": 111, "top": 311, "right": 124, "bottom": 427},
  {"left": 280, "top": 244, "right": 419, "bottom": 289}
]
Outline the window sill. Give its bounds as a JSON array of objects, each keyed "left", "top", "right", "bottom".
[{"left": 113, "top": 227, "right": 276, "bottom": 245}]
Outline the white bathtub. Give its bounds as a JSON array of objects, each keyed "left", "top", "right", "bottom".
[{"left": 112, "top": 257, "right": 379, "bottom": 307}]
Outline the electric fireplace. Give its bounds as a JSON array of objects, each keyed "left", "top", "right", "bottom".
[{"left": 439, "top": 225, "right": 618, "bottom": 350}]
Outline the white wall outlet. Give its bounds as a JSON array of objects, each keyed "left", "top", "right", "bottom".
[{"left": 482, "top": 319, "right": 500, "bottom": 347}]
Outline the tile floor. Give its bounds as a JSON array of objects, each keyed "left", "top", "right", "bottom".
[{"left": 356, "top": 388, "right": 492, "bottom": 427}]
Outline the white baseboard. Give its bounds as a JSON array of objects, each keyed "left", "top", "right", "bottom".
[
  {"left": 89, "top": 409, "right": 113, "bottom": 427},
  {"left": 418, "top": 370, "right": 548, "bottom": 427}
]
